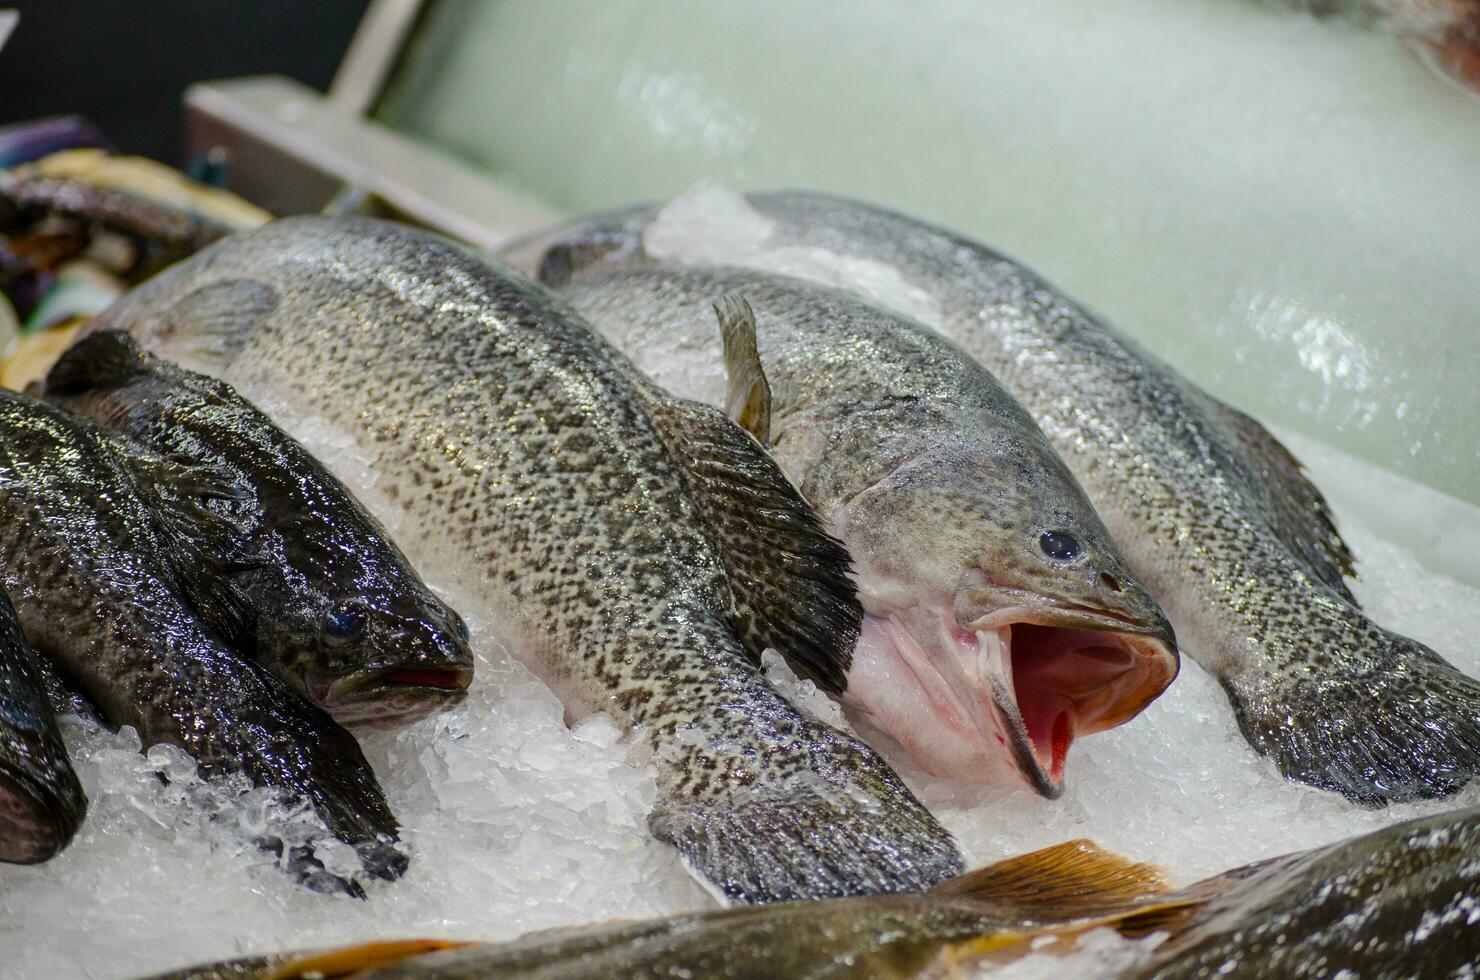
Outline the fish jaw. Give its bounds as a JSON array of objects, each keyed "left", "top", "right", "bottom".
[
  {"left": 843, "top": 606, "right": 1177, "bottom": 796},
  {"left": 311, "top": 664, "right": 474, "bottom": 730}
]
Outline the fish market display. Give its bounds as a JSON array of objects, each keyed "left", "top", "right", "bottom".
[
  {"left": 0, "top": 386, "right": 405, "bottom": 891},
  {"left": 147, "top": 801, "right": 1480, "bottom": 979},
  {"left": 514, "top": 189, "right": 1480, "bottom": 805},
  {"left": 143, "top": 840, "right": 1184, "bottom": 979},
  {"left": 556, "top": 265, "right": 1178, "bottom": 796},
  {"left": 85, "top": 215, "right": 965, "bottom": 903},
  {"left": 44, "top": 330, "right": 475, "bottom": 729},
  {"left": 0, "top": 587, "right": 86, "bottom": 864}
]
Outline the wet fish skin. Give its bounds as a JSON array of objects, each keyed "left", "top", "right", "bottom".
[
  {"left": 0, "top": 587, "right": 86, "bottom": 863},
  {"left": 0, "top": 387, "right": 405, "bottom": 888},
  {"left": 515, "top": 191, "right": 1480, "bottom": 805},
  {"left": 555, "top": 265, "right": 1178, "bottom": 796},
  {"left": 44, "top": 329, "right": 475, "bottom": 729},
  {"left": 87, "top": 216, "right": 963, "bottom": 903}
]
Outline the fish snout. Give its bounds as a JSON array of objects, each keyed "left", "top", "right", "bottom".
[{"left": 313, "top": 615, "right": 476, "bottom": 730}]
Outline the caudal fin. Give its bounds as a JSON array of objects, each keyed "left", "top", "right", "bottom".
[
  {"left": 649, "top": 717, "right": 963, "bottom": 904},
  {"left": 1225, "top": 617, "right": 1480, "bottom": 805}
]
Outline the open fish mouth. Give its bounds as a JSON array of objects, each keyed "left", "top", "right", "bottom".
[
  {"left": 846, "top": 608, "right": 1178, "bottom": 796},
  {"left": 973, "top": 614, "right": 1178, "bottom": 797},
  {"left": 312, "top": 666, "right": 474, "bottom": 730}
]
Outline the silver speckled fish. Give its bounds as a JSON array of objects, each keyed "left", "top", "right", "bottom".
[
  {"left": 85, "top": 216, "right": 964, "bottom": 903},
  {"left": 552, "top": 265, "right": 1178, "bottom": 797},
  {"left": 511, "top": 190, "right": 1480, "bottom": 805},
  {"left": 0, "top": 586, "right": 85, "bottom": 864},
  {"left": 43, "top": 330, "right": 475, "bottom": 729}
]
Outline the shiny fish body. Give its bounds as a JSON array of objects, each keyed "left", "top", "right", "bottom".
[
  {"left": 87, "top": 216, "right": 964, "bottom": 903},
  {"left": 43, "top": 330, "right": 475, "bottom": 729},
  {"left": 0, "top": 586, "right": 85, "bottom": 863},
  {"left": 557, "top": 265, "right": 1178, "bottom": 796},
  {"left": 0, "top": 387, "right": 404, "bottom": 889},
  {"left": 514, "top": 190, "right": 1480, "bottom": 805}
]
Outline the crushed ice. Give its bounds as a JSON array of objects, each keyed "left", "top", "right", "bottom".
[{"left": 5, "top": 192, "right": 1480, "bottom": 977}]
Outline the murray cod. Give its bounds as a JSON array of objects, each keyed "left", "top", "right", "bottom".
[
  {"left": 83, "top": 215, "right": 964, "bottom": 904},
  {"left": 154, "top": 804, "right": 1480, "bottom": 979},
  {"left": 512, "top": 189, "right": 1480, "bottom": 805},
  {"left": 552, "top": 265, "right": 1178, "bottom": 797},
  {"left": 43, "top": 330, "right": 475, "bottom": 729},
  {"left": 0, "top": 387, "right": 405, "bottom": 892},
  {"left": 0, "top": 587, "right": 86, "bottom": 864}
]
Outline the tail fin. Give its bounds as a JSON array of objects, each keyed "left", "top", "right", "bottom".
[
  {"left": 648, "top": 714, "right": 963, "bottom": 904},
  {"left": 1225, "top": 613, "right": 1480, "bottom": 804}
]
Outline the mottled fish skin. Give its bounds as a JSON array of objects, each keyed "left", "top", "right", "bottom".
[
  {"left": 0, "top": 387, "right": 405, "bottom": 889},
  {"left": 85, "top": 216, "right": 964, "bottom": 903},
  {"left": 513, "top": 191, "right": 1480, "bottom": 806},
  {"left": 43, "top": 330, "right": 475, "bottom": 729},
  {"left": 0, "top": 587, "right": 86, "bottom": 864},
  {"left": 1130, "top": 802, "right": 1480, "bottom": 978},
  {"left": 554, "top": 265, "right": 1178, "bottom": 797}
]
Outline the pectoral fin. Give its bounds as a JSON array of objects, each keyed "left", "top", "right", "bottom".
[
  {"left": 641, "top": 394, "right": 859, "bottom": 693},
  {"left": 714, "top": 293, "right": 772, "bottom": 444}
]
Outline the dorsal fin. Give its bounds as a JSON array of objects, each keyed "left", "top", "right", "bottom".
[
  {"left": 44, "top": 329, "right": 152, "bottom": 396},
  {"left": 714, "top": 294, "right": 772, "bottom": 444},
  {"left": 1207, "top": 398, "right": 1357, "bottom": 600},
  {"left": 930, "top": 839, "right": 1171, "bottom": 921},
  {"left": 640, "top": 394, "right": 860, "bottom": 693}
]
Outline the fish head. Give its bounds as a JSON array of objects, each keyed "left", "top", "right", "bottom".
[
  {"left": 835, "top": 451, "right": 1178, "bottom": 797},
  {"left": 257, "top": 580, "right": 475, "bottom": 730}
]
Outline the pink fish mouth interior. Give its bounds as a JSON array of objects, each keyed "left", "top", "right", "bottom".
[
  {"left": 991, "top": 624, "right": 1175, "bottom": 796},
  {"left": 315, "top": 666, "right": 474, "bottom": 730},
  {"left": 845, "top": 613, "right": 1177, "bottom": 797}
]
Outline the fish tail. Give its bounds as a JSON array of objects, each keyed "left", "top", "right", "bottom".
[
  {"left": 1223, "top": 602, "right": 1480, "bottom": 805},
  {"left": 648, "top": 712, "right": 963, "bottom": 904}
]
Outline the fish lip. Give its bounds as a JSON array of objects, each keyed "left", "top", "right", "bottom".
[
  {"left": 975, "top": 628, "right": 1064, "bottom": 800},
  {"left": 968, "top": 596, "right": 1175, "bottom": 642},
  {"left": 311, "top": 664, "right": 474, "bottom": 728},
  {"left": 0, "top": 767, "right": 80, "bottom": 864}
]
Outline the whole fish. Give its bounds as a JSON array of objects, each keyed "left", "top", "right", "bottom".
[
  {"left": 83, "top": 216, "right": 963, "bottom": 903},
  {"left": 0, "top": 387, "right": 405, "bottom": 890},
  {"left": 43, "top": 330, "right": 475, "bottom": 729},
  {"left": 150, "top": 805, "right": 1480, "bottom": 979},
  {"left": 555, "top": 265, "right": 1178, "bottom": 796},
  {"left": 0, "top": 586, "right": 86, "bottom": 863},
  {"left": 142, "top": 840, "right": 1185, "bottom": 980},
  {"left": 514, "top": 190, "right": 1480, "bottom": 805}
]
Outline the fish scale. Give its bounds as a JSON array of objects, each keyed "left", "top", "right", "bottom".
[
  {"left": 86, "top": 215, "right": 965, "bottom": 904},
  {"left": 508, "top": 188, "right": 1480, "bottom": 805}
]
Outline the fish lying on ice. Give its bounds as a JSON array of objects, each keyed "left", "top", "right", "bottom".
[
  {"left": 0, "top": 387, "right": 405, "bottom": 891},
  {"left": 0, "top": 587, "right": 86, "bottom": 863},
  {"left": 83, "top": 215, "right": 964, "bottom": 903},
  {"left": 43, "top": 330, "right": 475, "bottom": 729},
  {"left": 148, "top": 802, "right": 1480, "bottom": 978},
  {"left": 511, "top": 189, "right": 1480, "bottom": 805},
  {"left": 553, "top": 265, "right": 1179, "bottom": 797},
  {"left": 141, "top": 841, "right": 1184, "bottom": 979}
]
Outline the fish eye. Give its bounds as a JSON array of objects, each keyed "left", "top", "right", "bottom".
[
  {"left": 323, "top": 603, "right": 368, "bottom": 642},
  {"left": 1039, "top": 530, "right": 1082, "bottom": 562}
]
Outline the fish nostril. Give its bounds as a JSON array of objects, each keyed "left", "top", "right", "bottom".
[{"left": 1099, "top": 572, "right": 1123, "bottom": 592}]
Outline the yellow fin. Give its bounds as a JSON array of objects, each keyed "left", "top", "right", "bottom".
[
  {"left": 261, "top": 939, "right": 475, "bottom": 979},
  {"left": 930, "top": 839, "right": 1171, "bottom": 921},
  {"left": 713, "top": 293, "right": 772, "bottom": 444}
]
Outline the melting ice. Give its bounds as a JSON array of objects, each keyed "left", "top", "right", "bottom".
[{"left": 3, "top": 203, "right": 1480, "bottom": 977}]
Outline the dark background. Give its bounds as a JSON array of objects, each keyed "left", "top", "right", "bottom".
[{"left": 0, "top": 2, "right": 368, "bottom": 165}]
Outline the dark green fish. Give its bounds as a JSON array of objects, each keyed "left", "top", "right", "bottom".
[
  {"left": 147, "top": 804, "right": 1480, "bottom": 979},
  {"left": 44, "top": 330, "right": 474, "bottom": 729},
  {"left": 0, "top": 386, "right": 404, "bottom": 890},
  {"left": 555, "top": 265, "right": 1178, "bottom": 797},
  {"left": 513, "top": 191, "right": 1480, "bottom": 805},
  {"left": 82, "top": 216, "right": 963, "bottom": 903},
  {"left": 0, "top": 586, "right": 86, "bottom": 863}
]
